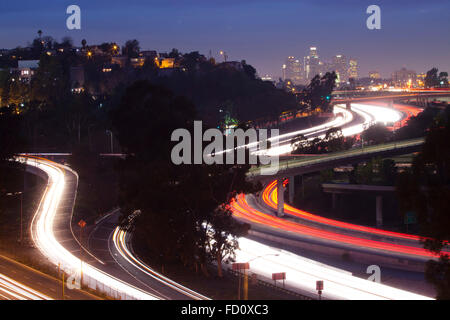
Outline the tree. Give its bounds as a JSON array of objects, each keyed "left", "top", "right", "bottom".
[
  {"left": 110, "top": 81, "right": 259, "bottom": 277},
  {"left": 425, "top": 68, "right": 439, "bottom": 88},
  {"left": 324, "top": 127, "right": 344, "bottom": 152},
  {"left": 208, "top": 204, "right": 249, "bottom": 277},
  {"left": 168, "top": 48, "right": 180, "bottom": 59},
  {"left": 122, "top": 39, "right": 140, "bottom": 58},
  {"left": 362, "top": 123, "right": 391, "bottom": 145},
  {"left": 290, "top": 134, "right": 307, "bottom": 152},
  {"left": 301, "top": 72, "right": 337, "bottom": 112},
  {"left": 396, "top": 108, "right": 450, "bottom": 299},
  {"left": 0, "top": 107, "right": 26, "bottom": 161},
  {"left": 439, "top": 72, "right": 449, "bottom": 88}
]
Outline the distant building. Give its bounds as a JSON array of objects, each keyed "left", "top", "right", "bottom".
[
  {"left": 70, "top": 66, "right": 85, "bottom": 91},
  {"left": 369, "top": 71, "right": 381, "bottom": 79},
  {"left": 392, "top": 68, "right": 416, "bottom": 87},
  {"left": 304, "top": 47, "right": 321, "bottom": 82},
  {"left": 283, "top": 56, "right": 303, "bottom": 85},
  {"left": 417, "top": 73, "right": 426, "bottom": 88},
  {"left": 348, "top": 59, "right": 358, "bottom": 79},
  {"left": 130, "top": 57, "right": 146, "bottom": 68},
  {"left": 261, "top": 74, "right": 274, "bottom": 82},
  {"left": 331, "top": 54, "right": 348, "bottom": 84},
  {"left": 13, "top": 60, "right": 39, "bottom": 81},
  {"left": 111, "top": 56, "right": 128, "bottom": 68},
  {"left": 140, "top": 50, "right": 159, "bottom": 60}
]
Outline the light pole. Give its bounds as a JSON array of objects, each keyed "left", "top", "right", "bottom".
[
  {"left": 239, "top": 253, "right": 280, "bottom": 300},
  {"left": 6, "top": 192, "right": 23, "bottom": 242},
  {"left": 219, "top": 50, "right": 228, "bottom": 62},
  {"left": 106, "top": 130, "right": 114, "bottom": 154}
]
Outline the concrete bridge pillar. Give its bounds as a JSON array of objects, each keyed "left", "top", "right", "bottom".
[
  {"left": 332, "top": 193, "right": 338, "bottom": 210},
  {"left": 376, "top": 195, "right": 383, "bottom": 227},
  {"left": 277, "top": 179, "right": 285, "bottom": 217},
  {"left": 288, "top": 175, "right": 295, "bottom": 204}
]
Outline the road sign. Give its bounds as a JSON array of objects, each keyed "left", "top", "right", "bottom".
[
  {"left": 404, "top": 211, "right": 417, "bottom": 225},
  {"left": 78, "top": 219, "right": 86, "bottom": 228},
  {"left": 272, "top": 272, "right": 286, "bottom": 281},
  {"left": 232, "top": 263, "right": 249, "bottom": 271},
  {"left": 316, "top": 280, "right": 324, "bottom": 291}
]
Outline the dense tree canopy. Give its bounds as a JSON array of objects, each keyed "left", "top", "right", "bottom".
[
  {"left": 110, "top": 81, "right": 260, "bottom": 276},
  {"left": 397, "top": 107, "right": 450, "bottom": 299}
]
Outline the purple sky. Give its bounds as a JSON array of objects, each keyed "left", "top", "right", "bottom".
[{"left": 0, "top": 0, "right": 449, "bottom": 78}]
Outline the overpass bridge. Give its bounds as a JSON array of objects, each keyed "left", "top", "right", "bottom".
[
  {"left": 331, "top": 90, "right": 450, "bottom": 108},
  {"left": 248, "top": 137, "right": 425, "bottom": 220}
]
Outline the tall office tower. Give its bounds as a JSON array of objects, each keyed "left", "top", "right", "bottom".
[
  {"left": 304, "top": 46, "right": 320, "bottom": 82},
  {"left": 348, "top": 59, "right": 358, "bottom": 79},
  {"left": 283, "top": 56, "right": 303, "bottom": 84},
  {"left": 332, "top": 54, "right": 348, "bottom": 84}
]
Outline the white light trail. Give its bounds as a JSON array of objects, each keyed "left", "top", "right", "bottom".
[
  {"left": 235, "top": 238, "right": 433, "bottom": 300},
  {"left": 112, "top": 228, "right": 209, "bottom": 300},
  {"left": 23, "top": 157, "right": 159, "bottom": 300},
  {"left": 0, "top": 273, "right": 53, "bottom": 300}
]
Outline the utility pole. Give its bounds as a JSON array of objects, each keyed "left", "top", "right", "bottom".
[
  {"left": 106, "top": 130, "right": 114, "bottom": 153},
  {"left": 20, "top": 192, "right": 23, "bottom": 243},
  {"left": 243, "top": 269, "right": 248, "bottom": 300}
]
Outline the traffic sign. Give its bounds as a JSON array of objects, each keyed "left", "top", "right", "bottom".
[
  {"left": 232, "top": 263, "right": 249, "bottom": 271},
  {"left": 272, "top": 272, "right": 286, "bottom": 281},
  {"left": 78, "top": 219, "right": 86, "bottom": 228},
  {"left": 316, "top": 280, "right": 324, "bottom": 291}
]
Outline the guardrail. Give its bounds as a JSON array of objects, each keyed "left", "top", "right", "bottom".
[
  {"left": 226, "top": 269, "right": 315, "bottom": 300},
  {"left": 248, "top": 137, "right": 425, "bottom": 177}
]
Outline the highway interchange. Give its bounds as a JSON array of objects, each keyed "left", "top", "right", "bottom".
[{"left": 2, "top": 94, "right": 448, "bottom": 300}]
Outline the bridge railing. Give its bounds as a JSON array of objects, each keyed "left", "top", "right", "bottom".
[{"left": 248, "top": 137, "right": 424, "bottom": 177}]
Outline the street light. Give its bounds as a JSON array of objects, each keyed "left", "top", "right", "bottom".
[
  {"left": 219, "top": 50, "right": 228, "bottom": 62},
  {"left": 106, "top": 130, "right": 114, "bottom": 153},
  {"left": 6, "top": 191, "right": 23, "bottom": 242},
  {"left": 234, "top": 253, "right": 280, "bottom": 300}
]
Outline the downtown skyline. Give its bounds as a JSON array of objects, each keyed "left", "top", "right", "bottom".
[{"left": 0, "top": 0, "right": 449, "bottom": 79}]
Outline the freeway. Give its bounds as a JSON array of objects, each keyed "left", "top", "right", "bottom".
[
  {"left": 108, "top": 206, "right": 433, "bottom": 300},
  {"left": 15, "top": 100, "right": 426, "bottom": 300},
  {"left": 331, "top": 90, "right": 450, "bottom": 105},
  {"left": 232, "top": 237, "right": 432, "bottom": 300},
  {"left": 249, "top": 137, "right": 424, "bottom": 179},
  {"left": 261, "top": 180, "right": 450, "bottom": 254},
  {"left": 89, "top": 210, "right": 208, "bottom": 300},
  {"left": 231, "top": 193, "right": 438, "bottom": 261},
  {"left": 21, "top": 155, "right": 208, "bottom": 300}
]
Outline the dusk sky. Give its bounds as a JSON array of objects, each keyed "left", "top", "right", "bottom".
[{"left": 0, "top": 0, "right": 449, "bottom": 78}]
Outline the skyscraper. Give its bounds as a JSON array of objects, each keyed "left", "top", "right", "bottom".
[
  {"left": 304, "top": 47, "right": 320, "bottom": 82},
  {"left": 348, "top": 59, "right": 358, "bottom": 79},
  {"left": 331, "top": 54, "right": 348, "bottom": 84},
  {"left": 282, "top": 56, "right": 303, "bottom": 85}
]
